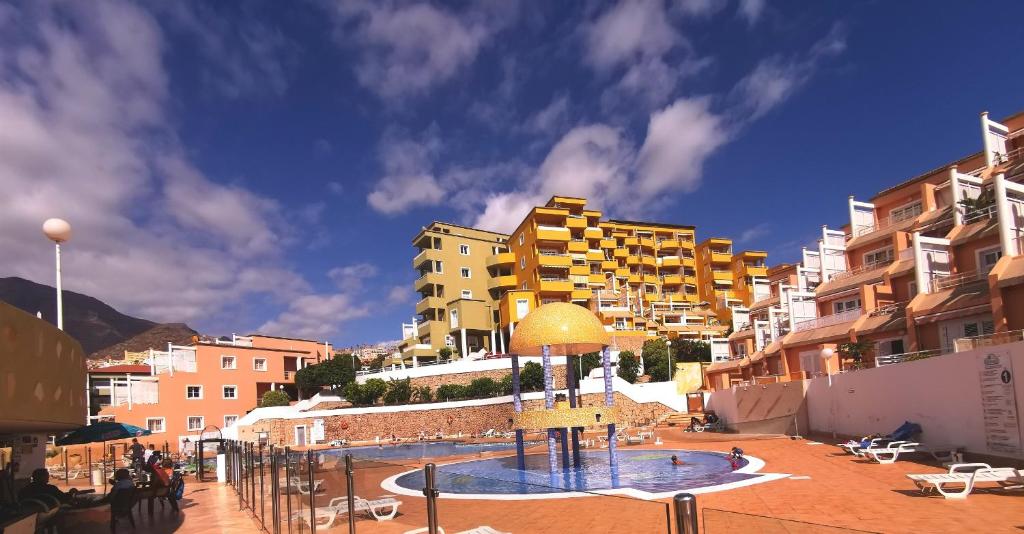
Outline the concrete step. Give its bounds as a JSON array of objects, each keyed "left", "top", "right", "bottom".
[{"left": 656, "top": 411, "right": 703, "bottom": 427}]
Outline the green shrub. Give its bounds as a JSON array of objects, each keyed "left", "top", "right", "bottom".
[
  {"left": 519, "top": 361, "right": 545, "bottom": 392},
  {"left": 260, "top": 390, "right": 291, "bottom": 407},
  {"left": 466, "top": 377, "right": 500, "bottom": 398},
  {"left": 617, "top": 351, "right": 640, "bottom": 383},
  {"left": 642, "top": 339, "right": 671, "bottom": 382},
  {"left": 499, "top": 374, "right": 514, "bottom": 395},
  {"left": 383, "top": 378, "right": 413, "bottom": 405},
  {"left": 435, "top": 384, "right": 468, "bottom": 401}
]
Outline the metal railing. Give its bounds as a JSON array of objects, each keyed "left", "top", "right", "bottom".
[
  {"left": 953, "top": 329, "right": 1024, "bottom": 352},
  {"left": 874, "top": 349, "right": 941, "bottom": 367},
  {"left": 869, "top": 301, "right": 905, "bottom": 316},
  {"left": 793, "top": 308, "right": 861, "bottom": 332},
  {"left": 929, "top": 270, "right": 984, "bottom": 292},
  {"left": 853, "top": 206, "right": 923, "bottom": 237},
  {"left": 828, "top": 259, "right": 892, "bottom": 282}
]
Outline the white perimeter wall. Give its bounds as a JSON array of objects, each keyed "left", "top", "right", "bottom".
[{"left": 805, "top": 341, "right": 1024, "bottom": 459}]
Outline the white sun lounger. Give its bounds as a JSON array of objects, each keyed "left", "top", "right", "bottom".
[
  {"left": 866, "top": 443, "right": 960, "bottom": 464},
  {"left": 907, "top": 463, "right": 1024, "bottom": 499},
  {"left": 838, "top": 438, "right": 898, "bottom": 455},
  {"left": 404, "top": 526, "right": 510, "bottom": 534},
  {"left": 297, "top": 495, "right": 404, "bottom": 527},
  {"left": 281, "top": 475, "right": 324, "bottom": 495}
]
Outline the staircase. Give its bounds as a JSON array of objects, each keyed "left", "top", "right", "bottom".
[{"left": 656, "top": 411, "right": 702, "bottom": 428}]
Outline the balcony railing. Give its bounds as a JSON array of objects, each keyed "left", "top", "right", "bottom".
[
  {"left": 953, "top": 329, "right": 1024, "bottom": 352},
  {"left": 538, "top": 250, "right": 567, "bottom": 256},
  {"left": 540, "top": 276, "right": 570, "bottom": 282},
  {"left": 793, "top": 308, "right": 861, "bottom": 332},
  {"left": 962, "top": 205, "right": 997, "bottom": 225},
  {"left": 875, "top": 350, "right": 940, "bottom": 367},
  {"left": 869, "top": 301, "right": 906, "bottom": 316},
  {"left": 853, "top": 206, "right": 923, "bottom": 237},
  {"left": 930, "top": 270, "right": 984, "bottom": 292},
  {"left": 828, "top": 259, "right": 893, "bottom": 282}
]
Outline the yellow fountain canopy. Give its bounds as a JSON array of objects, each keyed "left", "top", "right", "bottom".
[{"left": 508, "top": 302, "right": 611, "bottom": 356}]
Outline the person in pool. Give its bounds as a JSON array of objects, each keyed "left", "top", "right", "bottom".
[
  {"left": 728, "top": 447, "right": 744, "bottom": 470},
  {"left": 670, "top": 455, "right": 684, "bottom": 466}
]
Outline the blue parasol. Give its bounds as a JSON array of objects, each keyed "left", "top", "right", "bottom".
[{"left": 55, "top": 421, "right": 151, "bottom": 445}]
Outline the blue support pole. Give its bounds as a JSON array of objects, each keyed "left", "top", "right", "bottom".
[
  {"left": 601, "top": 346, "right": 618, "bottom": 468},
  {"left": 542, "top": 345, "right": 558, "bottom": 474},
  {"left": 559, "top": 428, "right": 569, "bottom": 469},
  {"left": 566, "top": 355, "right": 581, "bottom": 468},
  {"left": 511, "top": 353, "right": 525, "bottom": 471}
]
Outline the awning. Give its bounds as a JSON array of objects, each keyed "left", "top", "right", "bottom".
[
  {"left": 750, "top": 295, "right": 780, "bottom": 312},
  {"left": 948, "top": 217, "right": 1000, "bottom": 246},
  {"left": 887, "top": 258, "right": 916, "bottom": 277},
  {"left": 855, "top": 309, "right": 907, "bottom": 336},
  {"left": 815, "top": 265, "right": 888, "bottom": 298},
  {"left": 728, "top": 328, "right": 755, "bottom": 341},
  {"left": 910, "top": 282, "right": 991, "bottom": 323},
  {"left": 783, "top": 319, "right": 856, "bottom": 347},
  {"left": 763, "top": 340, "right": 783, "bottom": 357},
  {"left": 749, "top": 350, "right": 766, "bottom": 363},
  {"left": 996, "top": 255, "right": 1024, "bottom": 288}
]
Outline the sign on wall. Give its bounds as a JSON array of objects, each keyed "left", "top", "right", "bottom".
[
  {"left": 977, "top": 350, "right": 1021, "bottom": 455},
  {"left": 312, "top": 418, "right": 325, "bottom": 442}
]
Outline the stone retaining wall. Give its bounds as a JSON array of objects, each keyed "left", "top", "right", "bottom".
[
  {"left": 408, "top": 364, "right": 568, "bottom": 392},
  {"left": 238, "top": 392, "right": 674, "bottom": 446}
]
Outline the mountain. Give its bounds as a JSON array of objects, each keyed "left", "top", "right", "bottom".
[{"left": 0, "top": 276, "right": 195, "bottom": 357}]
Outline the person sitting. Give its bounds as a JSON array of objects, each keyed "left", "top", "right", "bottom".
[
  {"left": 18, "top": 468, "right": 78, "bottom": 505},
  {"left": 705, "top": 412, "right": 720, "bottom": 425},
  {"left": 670, "top": 455, "right": 685, "bottom": 466},
  {"left": 687, "top": 417, "right": 703, "bottom": 432}
]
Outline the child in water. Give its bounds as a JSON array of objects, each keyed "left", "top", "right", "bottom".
[
  {"left": 728, "top": 447, "right": 744, "bottom": 470},
  {"left": 671, "top": 455, "right": 684, "bottom": 466}
]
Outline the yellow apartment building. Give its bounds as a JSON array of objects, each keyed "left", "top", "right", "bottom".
[{"left": 398, "top": 222, "right": 510, "bottom": 364}]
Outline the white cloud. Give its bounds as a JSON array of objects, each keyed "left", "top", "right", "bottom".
[
  {"left": 328, "top": 263, "right": 378, "bottom": 292},
  {"left": 324, "top": 0, "right": 515, "bottom": 100},
  {"left": 387, "top": 285, "right": 412, "bottom": 304},
  {"left": 366, "top": 128, "right": 447, "bottom": 214},
  {"left": 314, "top": 139, "right": 333, "bottom": 155},
  {"left": 738, "top": 222, "right": 771, "bottom": 243},
  {"left": 327, "top": 181, "right": 344, "bottom": 196},
  {"left": 674, "top": 0, "right": 728, "bottom": 16},
  {"left": 0, "top": 0, "right": 361, "bottom": 341},
  {"left": 258, "top": 292, "right": 371, "bottom": 340},
  {"left": 524, "top": 95, "right": 570, "bottom": 135},
  {"left": 729, "top": 23, "right": 846, "bottom": 121},
  {"left": 583, "top": 0, "right": 681, "bottom": 70},
  {"left": 737, "top": 0, "right": 766, "bottom": 25},
  {"left": 634, "top": 97, "right": 727, "bottom": 198}
]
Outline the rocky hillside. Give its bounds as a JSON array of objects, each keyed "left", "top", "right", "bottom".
[{"left": 0, "top": 276, "right": 195, "bottom": 358}]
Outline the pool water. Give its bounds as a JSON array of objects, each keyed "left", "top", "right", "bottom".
[
  {"left": 331, "top": 441, "right": 539, "bottom": 461},
  {"left": 393, "top": 449, "right": 759, "bottom": 495}
]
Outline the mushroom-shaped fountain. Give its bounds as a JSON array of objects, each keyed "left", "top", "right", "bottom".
[{"left": 508, "top": 302, "right": 617, "bottom": 474}]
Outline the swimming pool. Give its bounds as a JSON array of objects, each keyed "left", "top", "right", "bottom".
[
  {"left": 331, "top": 441, "right": 540, "bottom": 461},
  {"left": 383, "top": 449, "right": 787, "bottom": 500}
]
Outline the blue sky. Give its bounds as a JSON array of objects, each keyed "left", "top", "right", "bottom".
[{"left": 2, "top": 0, "right": 1022, "bottom": 347}]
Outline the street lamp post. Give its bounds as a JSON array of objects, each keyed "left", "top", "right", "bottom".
[
  {"left": 820, "top": 347, "right": 836, "bottom": 440},
  {"left": 42, "top": 218, "right": 72, "bottom": 330}
]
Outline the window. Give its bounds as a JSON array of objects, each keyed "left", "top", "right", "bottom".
[
  {"left": 223, "top": 415, "right": 238, "bottom": 428},
  {"left": 520, "top": 256, "right": 526, "bottom": 270},
  {"left": 187, "top": 416, "right": 204, "bottom": 431},
  {"left": 434, "top": 260, "right": 443, "bottom": 274},
  {"left": 460, "top": 267, "right": 471, "bottom": 278},
  {"left": 186, "top": 385, "right": 203, "bottom": 399},
  {"left": 459, "top": 244, "right": 470, "bottom": 255},
  {"left": 516, "top": 298, "right": 529, "bottom": 320},
  {"left": 223, "top": 385, "right": 237, "bottom": 399},
  {"left": 890, "top": 201, "right": 923, "bottom": 223},
  {"left": 146, "top": 418, "right": 165, "bottom": 433},
  {"left": 518, "top": 233, "right": 524, "bottom": 246},
  {"left": 908, "top": 281, "right": 918, "bottom": 299},
  {"left": 863, "top": 247, "right": 893, "bottom": 266},
  {"left": 977, "top": 246, "right": 1002, "bottom": 274},
  {"left": 833, "top": 298, "right": 861, "bottom": 314},
  {"left": 460, "top": 289, "right": 472, "bottom": 299},
  {"left": 221, "top": 355, "right": 236, "bottom": 369},
  {"left": 253, "top": 358, "right": 267, "bottom": 371},
  {"left": 449, "top": 309, "right": 459, "bottom": 328}
]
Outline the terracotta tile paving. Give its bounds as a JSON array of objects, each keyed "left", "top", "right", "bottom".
[{"left": 57, "top": 430, "right": 1024, "bottom": 533}]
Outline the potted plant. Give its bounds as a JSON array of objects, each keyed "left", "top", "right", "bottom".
[{"left": 837, "top": 341, "right": 872, "bottom": 370}]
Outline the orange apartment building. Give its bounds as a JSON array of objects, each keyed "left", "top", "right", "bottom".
[
  {"left": 707, "top": 109, "right": 1024, "bottom": 390},
  {"left": 95, "top": 334, "right": 330, "bottom": 449}
]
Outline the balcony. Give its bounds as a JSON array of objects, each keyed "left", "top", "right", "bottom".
[
  {"left": 682, "top": 257, "right": 695, "bottom": 267},
  {"left": 712, "top": 270, "right": 733, "bottom": 281},
  {"left": 571, "top": 289, "right": 593, "bottom": 300},
  {"left": 537, "top": 252, "right": 572, "bottom": 268},
  {"left": 793, "top": 308, "right": 861, "bottom": 332},
  {"left": 626, "top": 255, "right": 640, "bottom": 265},
  {"left": 643, "top": 274, "right": 658, "bottom": 284},
  {"left": 852, "top": 205, "right": 923, "bottom": 238},
  {"left": 486, "top": 252, "right": 515, "bottom": 269},
  {"left": 412, "top": 248, "right": 442, "bottom": 269},
  {"left": 568, "top": 240, "right": 588, "bottom": 253},
  {"left": 640, "top": 256, "right": 656, "bottom": 268},
  {"left": 585, "top": 227, "right": 604, "bottom": 239},
  {"left": 569, "top": 265, "right": 589, "bottom": 276},
  {"left": 660, "top": 256, "right": 680, "bottom": 268},
  {"left": 657, "top": 239, "right": 680, "bottom": 249},
  {"left": 628, "top": 273, "right": 641, "bottom": 283},
  {"left": 710, "top": 252, "right": 732, "bottom": 263},
  {"left": 639, "top": 237, "right": 655, "bottom": 248},
  {"left": 615, "top": 267, "right": 630, "bottom": 277},
  {"left": 601, "top": 260, "right": 618, "bottom": 270},
  {"left": 539, "top": 278, "right": 573, "bottom": 292},
  {"left": 661, "top": 274, "right": 682, "bottom": 285},
  {"left": 414, "top": 271, "right": 444, "bottom": 291},
  {"left": 566, "top": 216, "right": 587, "bottom": 229},
  {"left": 624, "top": 237, "right": 639, "bottom": 246},
  {"left": 588, "top": 273, "right": 605, "bottom": 285},
  {"left": 929, "top": 270, "right": 986, "bottom": 292},
  {"left": 537, "top": 225, "right": 571, "bottom": 241},
  {"left": 600, "top": 238, "right": 616, "bottom": 249},
  {"left": 684, "top": 274, "right": 697, "bottom": 284},
  {"left": 487, "top": 275, "right": 518, "bottom": 291},
  {"left": 745, "top": 266, "right": 768, "bottom": 277},
  {"left": 415, "top": 296, "right": 445, "bottom": 315},
  {"left": 613, "top": 248, "right": 628, "bottom": 258}
]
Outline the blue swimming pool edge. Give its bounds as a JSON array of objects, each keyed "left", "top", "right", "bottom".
[{"left": 379, "top": 450, "right": 791, "bottom": 501}]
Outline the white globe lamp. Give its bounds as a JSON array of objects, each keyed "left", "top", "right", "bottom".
[{"left": 42, "top": 218, "right": 72, "bottom": 330}]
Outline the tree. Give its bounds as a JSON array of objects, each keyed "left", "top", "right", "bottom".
[
  {"left": 579, "top": 352, "right": 601, "bottom": 380},
  {"left": 838, "top": 341, "right": 872, "bottom": 369},
  {"left": 330, "top": 354, "right": 358, "bottom": 389},
  {"left": 294, "top": 365, "right": 326, "bottom": 397},
  {"left": 673, "top": 340, "right": 711, "bottom": 363},
  {"left": 383, "top": 378, "right": 413, "bottom": 404},
  {"left": 436, "top": 384, "right": 468, "bottom": 401},
  {"left": 519, "top": 361, "right": 545, "bottom": 392},
  {"left": 362, "top": 378, "right": 387, "bottom": 404},
  {"left": 466, "top": 377, "right": 500, "bottom": 398},
  {"left": 642, "top": 338, "right": 671, "bottom": 382},
  {"left": 412, "top": 385, "right": 433, "bottom": 403},
  {"left": 438, "top": 347, "right": 454, "bottom": 361},
  {"left": 617, "top": 351, "right": 640, "bottom": 383},
  {"left": 260, "top": 390, "right": 291, "bottom": 407},
  {"left": 368, "top": 354, "right": 386, "bottom": 371}
]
